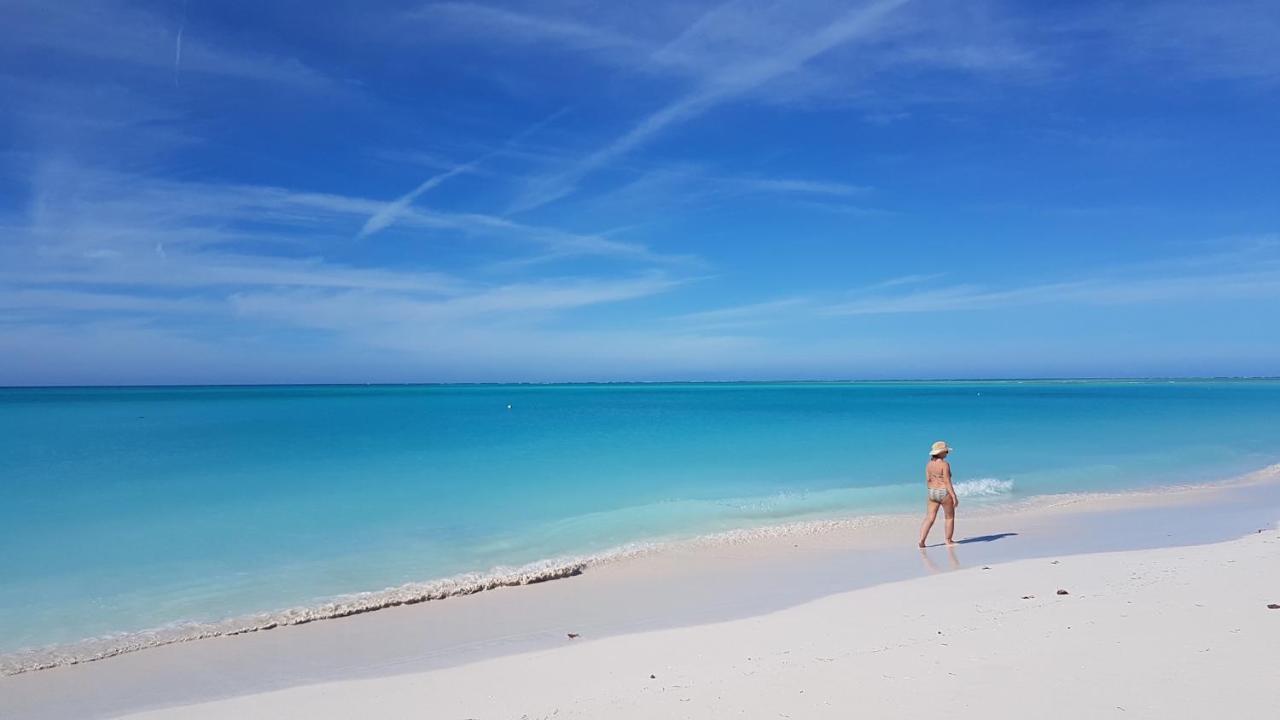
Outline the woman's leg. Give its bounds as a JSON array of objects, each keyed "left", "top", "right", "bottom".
[
  {"left": 943, "top": 497, "right": 956, "bottom": 545},
  {"left": 918, "top": 501, "right": 940, "bottom": 547}
]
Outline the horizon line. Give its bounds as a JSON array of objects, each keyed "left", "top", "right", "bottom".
[{"left": 4, "top": 375, "right": 1279, "bottom": 390}]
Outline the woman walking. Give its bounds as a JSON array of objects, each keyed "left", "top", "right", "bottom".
[{"left": 918, "top": 441, "right": 958, "bottom": 547}]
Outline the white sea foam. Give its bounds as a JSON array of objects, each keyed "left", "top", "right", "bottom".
[
  {"left": 0, "top": 513, "right": 903, "bottom": 676},
  {"left": 953, "top": 477, "right": 1015, "bottom": 498},
  {"left": 0, "top": 558, "right": 595, "bottom": 676}
]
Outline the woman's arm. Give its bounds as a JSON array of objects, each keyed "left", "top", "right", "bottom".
[{"left": 945, "top": 461, "right": 959, "bottom": 506}]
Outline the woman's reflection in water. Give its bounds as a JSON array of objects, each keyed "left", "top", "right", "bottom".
[{"left": 919, "top": 543, "right": 960, "bottom": 573}]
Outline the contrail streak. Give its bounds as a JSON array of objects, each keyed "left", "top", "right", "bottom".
[
  {"left": 358, "top": 107, "right": 570, "bottom": 239},
  {"left": 174, "top": 1, "right": 187, "bottom": 86}
]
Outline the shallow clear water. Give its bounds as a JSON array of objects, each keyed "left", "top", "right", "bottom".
[{"left": 1, "top": 380, "right": 1277, "bottom": 654}]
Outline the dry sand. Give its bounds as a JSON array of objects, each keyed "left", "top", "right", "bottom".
[{"left": 117, "top": 528, "right": 1280, "bottom": 719}]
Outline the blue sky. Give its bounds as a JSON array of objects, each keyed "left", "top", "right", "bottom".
[{"left": 2, "top": 0, "right": 1278, "bottom": 384}]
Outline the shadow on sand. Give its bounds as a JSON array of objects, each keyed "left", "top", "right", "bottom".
[{"left": 955, "top": 532, "right": 1019, "bottom": 544}]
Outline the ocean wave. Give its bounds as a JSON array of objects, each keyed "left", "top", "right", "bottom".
[{"left": 953, "top": 477, "right": 1015, "bottom": 498}]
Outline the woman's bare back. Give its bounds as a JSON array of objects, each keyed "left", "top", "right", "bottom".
[{"left": 926, "top": 458, "right": 950, "bottom": 488}]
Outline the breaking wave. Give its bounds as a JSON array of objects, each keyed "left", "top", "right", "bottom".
[
  {"left": 0, "top": 557, "right": 594, "bottom": 676},
  {"left": 953, "top": 477, "right": 1016, "bottom": 498}
]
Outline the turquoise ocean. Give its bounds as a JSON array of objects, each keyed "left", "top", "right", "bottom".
[{"left": 2, "top": 380, "right": 1278, "bottom": 667}]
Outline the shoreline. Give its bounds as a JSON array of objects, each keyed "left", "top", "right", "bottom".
[
  {"left": 3, "top": 463, "right": 1278, "bottom": 678},
  {"left": 3, "top": 464, "right": 1279, "bottom": 719},
  {"left": 4, "top": 464, "right": 1276, "bottom": 678}
]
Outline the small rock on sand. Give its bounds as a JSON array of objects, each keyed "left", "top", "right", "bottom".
[
  {"left": 567, "top": 633, "right": 580, "bottom": 639},
  {"left": 1057, "top": 589, "right": 1070, "bottom": 595},
  {"left": 1267, "top": 603, "right": 1279, "bottom": 610}
]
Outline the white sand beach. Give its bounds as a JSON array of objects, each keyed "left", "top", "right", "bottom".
[{"left": 118, "top": 528, "right": 1280, "bottom": 719}]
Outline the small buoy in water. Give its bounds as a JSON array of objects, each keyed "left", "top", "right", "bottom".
[{"left": 507, "top": 404, "right": 512, "bottom": 410}]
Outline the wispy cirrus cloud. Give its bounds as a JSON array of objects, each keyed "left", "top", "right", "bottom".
[
  {"left": 572, "top": 164, "right": 875, "bottom": 219},
  {"left": 670, "top": 297, "right": 813, "bottom": 330},
  {"left": 5, "top": 0, "right": 1278, "bottom": 385},
  {"left": 2, "top": 250, "right": 467, "bottom": 296},
  {"left": 823, "top": 268, "right": 1280, "bottom": 316},
  {"left": 230, "top": 272, "right": 687, "bottom": 328},
  {"left": 3, "top": 155, "right": 702, "bottom": 374},
  {"left": 413, "top": 0, "right": 1057, "bottom": 213},
  {"left": 3, "top": 0, "right": 332, "bottom": 90},
  {"left": 734, "top": 178, "right": 871, "bottom": 197},
  {"left": 669, "top": 251, "right": 1280, "bottom": 327},
  {"left": 0, "top": 288, "right": 222, "bottom": 316},
  {"left": 413, "top": 2, "right": 649, "bottom": 58},
  {"left": 219, "top": 274, "right": 744, "bottom": 383},
  {"left": 414, "top": 0, "right": 1280, "bottom": 223},
  {"left": 509, "top": 0, "right": 911, "bottom": 211},
  {"left": 1064, "top": 0, "right": 1280, "bottom": 83},
  {"left": 14, "top": 161, "right": 683, "bottom": 268},
  {"left": 414, "top": 0, "right": 1042, "bottom": 95}
]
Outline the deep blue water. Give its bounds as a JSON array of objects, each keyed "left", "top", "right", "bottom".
[{"left": 1, "top": 380, "right": 1277, "bottom": 655}]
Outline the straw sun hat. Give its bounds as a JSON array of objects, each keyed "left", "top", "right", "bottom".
[{"left": 930, "top": 441, "right": 953, "bottom": 457}]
